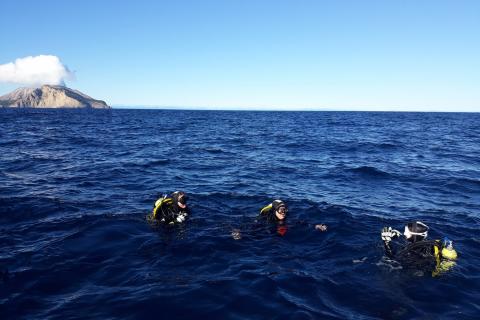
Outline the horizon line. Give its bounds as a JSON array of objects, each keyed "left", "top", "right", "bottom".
[{"left": 111, "top": 105, "right": 479, "bottom": 113}]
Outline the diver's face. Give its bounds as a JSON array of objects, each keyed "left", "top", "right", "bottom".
[
  {"left": 275, "top": 207, "right": 287, "bottom": 220},
  {"left": 177, "top": 196, "right": 187, "bottom": 209}
]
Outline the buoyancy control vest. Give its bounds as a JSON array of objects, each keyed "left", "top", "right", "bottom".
[{"left": 152, "top": 196, "right": 188, "bottom": 224}]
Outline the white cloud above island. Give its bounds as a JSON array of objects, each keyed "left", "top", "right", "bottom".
[{"left": 0, "top": 55, "right": 74, "bottom": 87}]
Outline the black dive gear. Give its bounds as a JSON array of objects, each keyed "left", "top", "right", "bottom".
[
  {"left": 382, "top": 222, "right": 458, "bottom": 275},
  {"left": 153, "top": 191, "right": 189, "bottom": 224},
  {"left": 392, "top": 240, "right": 440, "bottom": 271}
]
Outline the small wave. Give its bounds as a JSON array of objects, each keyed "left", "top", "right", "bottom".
[
  {"left": 353, "top": 257, "right": 368, "bottom": 264},
  {"left": 444, "top": 177, "right": 480, "bottom": 193},
  {"left": 453, "top": 177, "right": 480, "bottom": 187},
  {"left": 121, "top": 159, "right": 170, "bottom": 169},
  {"left": 0, "top": 140, "right": 25, "bottom": 147},
  {"left": 147, "top": 159, "right": 171, "bottom": 166},
  {"left": 376, "top": 256, "right": 403, "bottom": 271},
  {"left": 204, "top": 148, "right": 226, "bottom": 154},
  {"left": 339, "top": 141, "right": 400, "bottom": 153},
  {"left": 378, "top": 142, "right": 399, "bottom": 149},
  {"left": 348, "top": 166, "right": 391, "bottom": 178},
  {"left": 0, "top": 195, "right": 76, "bottom": 224},
  {"left": 360, "top": 141, "right": 400, "bottom": 150}
]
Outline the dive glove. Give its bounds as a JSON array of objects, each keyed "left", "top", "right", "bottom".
[
  {"left": 381, "top": 227, "right": 401, "bottom": 243},
  {"left": 176, "top": 212, "right": 188, "bottom": 223}
]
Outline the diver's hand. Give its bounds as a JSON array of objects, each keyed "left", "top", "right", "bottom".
[
  {"left": 381, "top": 227, "right": 401, "bottom": 242},
  {"left": 176, "top": 212, "right": 188, "bottom": 223},
  {"left": 231, "top": 228, "right": 242, "bottom": 240}
]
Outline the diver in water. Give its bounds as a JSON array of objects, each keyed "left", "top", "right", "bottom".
[
  {"left": 152, "top": 191, "right": 189, "bottom": 224},
  {"left": 257, "top": 200, "right": 327, "bottom": 236},
  {"left": 381, "top": 221, "right": 458, "bottom": 276},
  {"left": 258, "top": 200, "right": 290, "bottom": 236},
  {"left": 259, "top": 200, "right": 289, "bottom": 223},
  {"left": 230, "top": 199, "right": 328, "bottom": 239}
]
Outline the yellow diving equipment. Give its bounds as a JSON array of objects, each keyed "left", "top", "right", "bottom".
[
  {"left": 441, "top": 246, "right": 458, "bottom": 260},
  {"left": 152, "top": 196, "right": 173, "bottom": 219},
  {"left": 260, "top": 203, "right": 273, "bottom": 215},
  {"left": 432, "top": 238, "right": 458, "bottom": 277}
]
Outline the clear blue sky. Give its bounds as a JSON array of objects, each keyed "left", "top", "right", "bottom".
[{"left": 1, "top": 0, "right": 479, "bottom": 111}]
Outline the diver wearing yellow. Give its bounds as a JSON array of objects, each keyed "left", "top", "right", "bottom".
[
  {"left": 381, "top": 221, "right": 458, "bottom": 276},
  {"left": 152, "top": 191, "right": 189, "bottom": 224}
]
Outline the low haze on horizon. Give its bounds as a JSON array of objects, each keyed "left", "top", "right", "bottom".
[{"left": 0, "top": 0, "right": 479, "bottom": 112}]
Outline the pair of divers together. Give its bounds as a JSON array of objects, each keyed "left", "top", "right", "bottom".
[{"left": 151, "top": 191, "right": 458, "bottom": 276}]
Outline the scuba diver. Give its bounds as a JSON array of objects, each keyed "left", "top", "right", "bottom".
[
  {"left": 152, "top": 191, "right": 189, "bottom": 224},
  {"left": 259, "top": 199, "right": 289, "bottom": 223},
  {"left": 229, "top": 199, "right": 329, "bottom": 240},
  {"left": 256, "top": 200, "right": 327, "bottom": 236},
  {"left": 258, "top": 200, "right": 290, "bottom": 236},
  {"left": 381, "top": 221, "right": 458, "bottom": 276}
]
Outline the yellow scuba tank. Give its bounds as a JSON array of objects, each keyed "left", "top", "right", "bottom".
[
  {"left": 260, "top": 203, "right": 273, "bottom": 216},
  {"left": 441, "top": 244, "right": 458, "bottom": 260},
  {"left": 152, "top": 196, "right": 173, "bottom": 219},
  {"left": 432, "top": 238, "right": 458, "bottom": 277},
  {"left": 260, "top": 200, "right": 286, "bottom": 216}
]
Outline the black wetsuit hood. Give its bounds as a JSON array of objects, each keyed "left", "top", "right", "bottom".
[
  {"left": 171, "top": 191, "right": 188, "bottom": 213},
  {"left": 266, "top": 201, "right": 287, "bottom": 223},
  {"left": 272, "top": 200, "right": 286, "bottom": 212}
]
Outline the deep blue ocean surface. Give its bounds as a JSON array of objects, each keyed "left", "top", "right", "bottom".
[{"left": 1, "top": 109, "right": 479, "bottom": 319}]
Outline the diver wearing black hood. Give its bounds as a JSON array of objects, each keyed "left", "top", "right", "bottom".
[
  {"left": 258, "top": 200, "right": 327, "bottom": 231},
  {"left": 381, "top": 221, "right": 458, "bottom": 276},
  {"left": 257, "top": 200, "right": 289, "bottom": 236},
  {"left": 229, "top": 199, "right": 327, "bottom": 239},
  {"left": 152, "top": 191, "right": 190, "bottom": 224},
  {"left": 259, "top": 200, "right": 288, "bottom": 223}
]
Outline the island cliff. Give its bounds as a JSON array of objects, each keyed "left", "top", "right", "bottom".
[{"left": 0, "top": 85, "right": 109, "bottom": 108}]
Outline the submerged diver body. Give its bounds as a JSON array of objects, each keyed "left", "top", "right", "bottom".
[
  {"left": 381, "top": 221, "right": 457, "bottom": 276},
  {"left": 152, "top": 191, "right": 190, "bottom": 224}
]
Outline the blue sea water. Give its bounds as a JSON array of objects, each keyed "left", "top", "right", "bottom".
[{"left": 0, "top": 109, "right": 479, "bottom": 319}]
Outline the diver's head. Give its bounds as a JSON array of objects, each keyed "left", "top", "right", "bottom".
[
  {"left": 404, "top": 221, "right": 429, "bottom": 242},
  {"left": 172, "top": 191, "right": 188, "bottom": 209},
  {"left": 272, "top": 200, "right": 288, "bottom": 221}
]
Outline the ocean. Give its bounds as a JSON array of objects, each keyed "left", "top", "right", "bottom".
[{"left": 1, "top": 109, "right": 479, "bottom": 319}]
